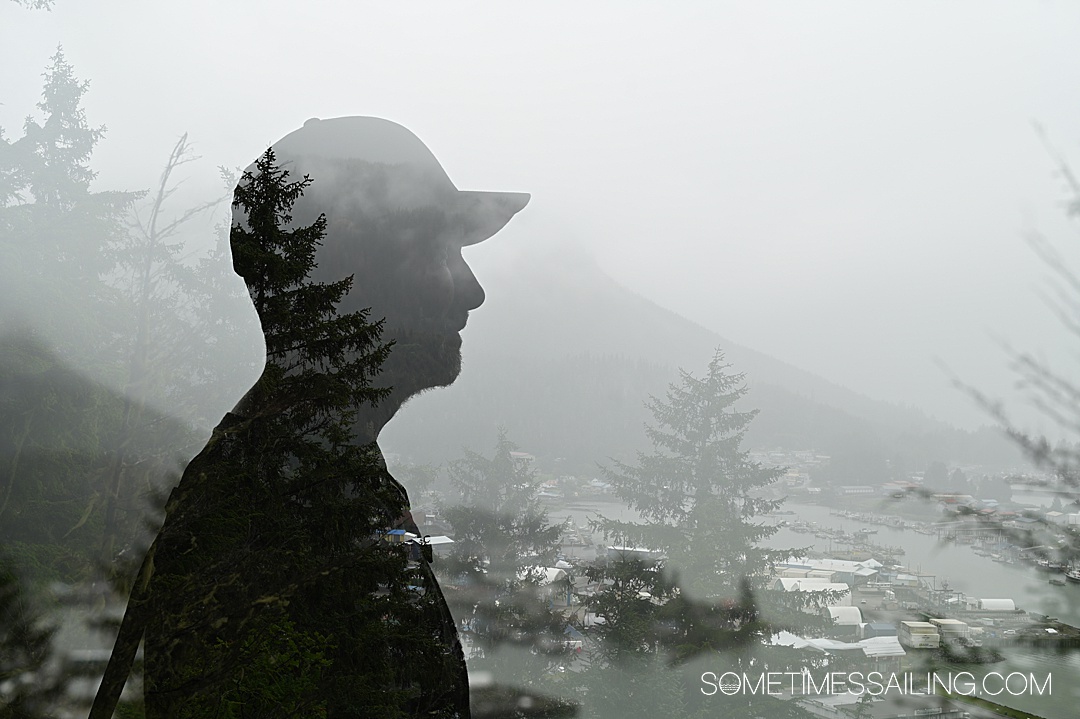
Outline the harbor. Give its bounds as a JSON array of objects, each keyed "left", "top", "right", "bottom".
[{"left": 545, "top": 497, "right": 1080, "bottom": 718}]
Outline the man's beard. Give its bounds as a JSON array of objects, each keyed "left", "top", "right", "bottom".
[{"left": 375, "top": 322, "right": 463, "bottom": 411}]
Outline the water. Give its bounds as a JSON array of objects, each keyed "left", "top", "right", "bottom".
[
  {"left": 545, "top": 497, "right": 1080, "bottom": 718},
  {"left": 768, "top": 503, "right": 1080, "bottom": 627}
]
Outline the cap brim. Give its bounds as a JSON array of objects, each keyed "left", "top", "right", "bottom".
[{"left": 454, "top": 191, "right": 531, "bottom": 246}]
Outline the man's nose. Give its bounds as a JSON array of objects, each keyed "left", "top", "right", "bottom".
[{"left": 451, "top": 252, "right": 485, "bottom": 311}]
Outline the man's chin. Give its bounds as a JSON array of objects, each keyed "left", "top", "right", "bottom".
[{"left": 379, "top": 330, "right": 463, "bottom": 398}]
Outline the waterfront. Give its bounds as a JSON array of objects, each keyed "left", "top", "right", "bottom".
[
  {"left": 770, "top": 502, "right": 1080, "bottom": 629},
  {"left": 549, "top": 497, "right": 1080, "bottom": 718}
]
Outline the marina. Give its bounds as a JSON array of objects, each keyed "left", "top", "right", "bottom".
[{"left": 547, "top": 497, "right": 1080, "bottom": 718}]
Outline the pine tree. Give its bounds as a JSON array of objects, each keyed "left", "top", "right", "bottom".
[
  {"left": 0, "top": 46, "right": 138, "bottom": 289},
  {"left": 93, "top": 149, "right": 464, "bottom": 719},
  {"left": 442, "top": 431, "right": 563, "bottom": 588},
  {"left": 439, "top": 431, "right": 570, "bottom": 686},
  {"left": 0, "top": 49, "right": 179, "bottom": 587},
  {"left": 595, "top": 349, "right": 791, "bottom": 600},
  {"left": 573, "top": 349, "right": 826, "bottom": 719},
  {"left": 0, "top": 551, "right": 60, "bottom": 718}
]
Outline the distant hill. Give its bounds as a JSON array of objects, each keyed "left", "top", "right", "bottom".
[
  {"left": 0, "top": 332, "right": 200, "bottom": 582},
  {"left": 380, "top": 243, "right": 1022, "bottom": 475}
]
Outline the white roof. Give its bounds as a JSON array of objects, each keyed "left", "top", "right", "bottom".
[
  {"left": 769, "top": 631, "right": 819, "bottom": 650},
  {"left": 517, "top": 567, "right": 568, "bottom": 586},
  {"left": 859, "top": 636, "right": 906, "bottom": 658},
  {"left": 781, "top": 635, "right": 906, "bottom": 659},
  {"left": 407, "top": 535, "right": 454, "bottom": 546},
  {"left": 978, "top": 598, "right": 1016, "bottom": 611},
  {"left": 793, "top": 581, "right": 849, "bottom": 595},
  {"left": 775, "top": 578, "right": 841, "bottom": 591},
  {"left": 781, "top": 556, "right": 886, "bottom": 573},
  {"left": 827, "top": 606, "right": 863, "bottom": 625}
]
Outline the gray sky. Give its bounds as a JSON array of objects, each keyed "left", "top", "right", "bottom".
[{"left": 4, "top": 0, "right": 1080, "bottom": 431}]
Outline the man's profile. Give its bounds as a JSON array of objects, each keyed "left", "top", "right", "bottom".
[
  {"left": 90, "top": 116, "right": 528, "bottom": 719},
  {"left": 265, "top": 116, "right": 530, "bottom": 435}
]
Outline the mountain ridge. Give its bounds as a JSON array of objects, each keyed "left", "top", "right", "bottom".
[{"left": 380, "top": 241, "right": 1020, "bottom": 473}]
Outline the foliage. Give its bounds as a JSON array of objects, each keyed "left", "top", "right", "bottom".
[
  {"left": 442, "top": 431, "right": 563, "bottom": 584},
  {"left": 571, "top": 349, "right": 825, "bottom": 718},
  {"left": 170, "top": 617, "right": 333, "bottom": 719},
  {"left": 0, "top": 46, "right": 138, "bottom": 284},
  {"left": 9, "top": 0, "right": 54, "bottom": 10},
  {"left": 595, "top": 349, "right": 795, "bottom": 599},
  {"left": 0, "top": 52, "right": 208, "bottom": 586},
  {"left": 0, "top": 552, "right": 59, "bottom": 718},
  {"left": 93, "top": 148, "right": 470, "bottom": 719},
  {"left": 438, "top": 431, "right": 571, "bottom": 686},
  {"left": 946, "top": 132, "right": 1080, "bottom": 573}
]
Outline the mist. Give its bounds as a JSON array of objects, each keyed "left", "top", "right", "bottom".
[
  {"left": 6, "top": 3, "right": 1080, "bottom": 718},
  {"left": 3, "top": 2, "right": 1077, "bottom": 434}
]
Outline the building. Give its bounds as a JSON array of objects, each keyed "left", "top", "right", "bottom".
[
  {"left": 797, "top": 694, "right": 972, "bottom": 719},
  {"left": 772, "top": 578, "right": 852, "bottom": 608},
  {"left": 977, "top": 598, "right": 1016, "bottom": 612},
  {"left": 772, "top": 633, "right": 906, "bottom": 675},
  {"left": 776, "top": 557, "right": 882, "bottom": 587},
  {"left": 860, "top": 622, "right": 897, "bottom": 640},
  {"left": 898, "top": 621, "right": 939, "bottom": 649},
  {"left": 836, "top": 485, "right": 875, "bottom": 496},
  {"left": 928, "top": 618, "right": 970, "bottom": 644},
  {"left": 824, "top": 606, "right": 863, "bottom": 636}
]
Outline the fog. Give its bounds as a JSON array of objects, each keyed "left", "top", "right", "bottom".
[
  {"left": 11, "top": 5, "right": 1080, "bottom": 718},
  {"left": 4, "top": 1, "right": 1080, "bottom": 430}
]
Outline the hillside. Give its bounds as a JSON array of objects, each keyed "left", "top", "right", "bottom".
[{"left": 380, "top": 243, "right": 1021, "bottom": 474}]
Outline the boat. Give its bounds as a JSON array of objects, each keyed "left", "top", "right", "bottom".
[
  {"left": 1050, "top": 575, "right": 1067, "bottom": 586},
  {"left": 1066, "top": 569, "right": 1080, "bottom": 584},
  {"left": 1037, "top": 559, "right": 1067, "bottom": 573}
]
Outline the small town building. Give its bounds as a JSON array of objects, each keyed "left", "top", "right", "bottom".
[
  {"left": 860, "top": 622, "right": 897, "bottom": 640},
  {"left": 977, "top": 598, "right": 1016, "bottom": 612},
  {"left": 898, "top": 621, "right": 940, "bottom": 648}
]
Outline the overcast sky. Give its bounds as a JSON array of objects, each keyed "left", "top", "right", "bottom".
[{"left": 4, "top": 1, "right": 1080, "bottom": 432}]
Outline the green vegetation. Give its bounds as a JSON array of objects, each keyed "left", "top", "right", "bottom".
[
  {"left": 559, "top": 350, "right": 828, "bottom": 718},
  {"left": 0, "top": 552, "right": 59, "bottom": 718},
  {"left": 438, "top": 431, "right": 570, "bottom": 689}
]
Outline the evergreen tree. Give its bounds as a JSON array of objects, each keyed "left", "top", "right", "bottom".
[
  {"left": 572, "top": 349, "right": 827, "bottom": 719},
  {"left": 0, "top": 551, "right": 60, "bottom": 718},
  {"left": 0, "top": 46, "right": 138, "bottom": 295},
  {"left": 439, "top": 431, "right": 570, "bottom": 687},
  {"left": 8, "top": 1, "right": 54, "bottom": 10},
  {"left": 442, "top": 431, "right": 563, "bottom": 587},
  {"left": 595, "top": 349, "right": 792, "bottom": 600},
  {"left": 0, "top": 50, "right": 189, "bottom": 588},
  {"left": 92, "top": 149, "right": 462, "bottom": 719}
]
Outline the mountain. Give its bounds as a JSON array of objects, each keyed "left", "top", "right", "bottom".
[{"left": 379, "top": 243, "right": 1021, "bottom": 475}]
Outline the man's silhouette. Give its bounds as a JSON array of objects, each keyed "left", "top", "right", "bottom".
[
  {"left": 90, "top": 117, "right": 528, "bottom": 719},
  {"left": 262, "top": 117, "right": 529, "bottom": 437}
]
